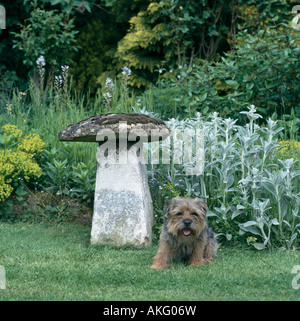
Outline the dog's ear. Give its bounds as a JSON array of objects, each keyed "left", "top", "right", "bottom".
[
  {"left": 165, "top": 198, "right": 178, "bottom": 217},
  {"left": 165, "top": 200, "right": 173, "bottom": 217},
  {"left": 194, "top": 198, "right": 208, "bottom": 215}
]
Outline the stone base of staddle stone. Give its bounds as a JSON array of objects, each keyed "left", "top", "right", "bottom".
[{"left": 90, "top": 146, "right": 153, "bottom": 247}]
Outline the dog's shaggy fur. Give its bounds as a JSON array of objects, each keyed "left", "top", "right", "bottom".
[{"left": 151, "top": 197, "right": 217, "bottom": 270}]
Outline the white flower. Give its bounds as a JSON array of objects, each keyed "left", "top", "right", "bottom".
[
  {"left": 61, "top": 65, "right": 69, "bottom": 72},
  {"left": 103, "top": 92, "right": 112, "bottom": 99},
  {"left": 122, "top": 66, "right": 131, "bottom": 76},
  {"left": 55, "top": 75, "right": 63, "bottom": 88},
  {"left": 36, "top": 55, "right": 46, "bottom": 68},
  {"left": 105, "top": 77, "right": 114, "bottom": 88}
]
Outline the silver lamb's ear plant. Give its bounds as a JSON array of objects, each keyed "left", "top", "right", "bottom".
[
  {"left": 208, "top": 112, "right": 222, "bottom": 162},
  {"left": 259, "top": 138, "right": 280, "bottom": 172},
  {"left": 240, "top": 105, "right": 263, "bottom": 135},
  {"left": 147, "top": 105, "right": 299, "bottom": 249},
  {"left": 236, "top": 126, "right": 261, "bottom": 179},
  {"left": 278, "top": 158, "right": 299, "bottom": 198},
  {"left": 261, "top": 118, "right": 284, "bottom": 144},
  {"left": 215, "top": 118, "right": 238, "bottom": 148},
  {"left": 239, "top": 198, "right": 278, "bottom": 250}
]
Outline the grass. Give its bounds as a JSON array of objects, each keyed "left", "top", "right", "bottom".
[{"left": 0, "top": 222, "right": 299, "bottom": 301}]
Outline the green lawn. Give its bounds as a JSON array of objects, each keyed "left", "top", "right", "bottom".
[{"left": 0, "top": 222, "right": 299, "bottom": 301}]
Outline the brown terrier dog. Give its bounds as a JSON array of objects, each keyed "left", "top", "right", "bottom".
[{"left": 151, "top": 197, "right": 217, "bottom": 270}]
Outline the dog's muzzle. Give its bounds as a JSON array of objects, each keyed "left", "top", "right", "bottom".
[{"left": 182, "top": 220, "right": 192, "bottom": 236}]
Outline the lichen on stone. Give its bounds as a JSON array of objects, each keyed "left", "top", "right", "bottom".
[{"left": 58, "top": 113, "right": 170, "bottom": 143}]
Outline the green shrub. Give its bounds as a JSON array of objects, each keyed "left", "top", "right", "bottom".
[
  {"left": 134, "top": 85, "right": 187, "bottom": 119},
  {"left": 70, "top": 19, "right": 119, "bottom": 94},
  {"left": 149, "top": 26, "right": 300, "bottom": 122},
  {"left": 12, "top": 5, "right": 78, "bottom": 91},
  {"left": 0, "top": 124, "right": 44, "bottom": 202},
  {"left": 41, "top": 147, "right": 96, "bottom": 204}
]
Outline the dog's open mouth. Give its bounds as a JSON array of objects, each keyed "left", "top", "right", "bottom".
[{"left": 182, "top": 229, "right": 192, "bottom": 236}]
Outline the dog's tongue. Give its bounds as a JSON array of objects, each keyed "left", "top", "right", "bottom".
[{"left": 183, "top": 229, "right": 191, "bottom": 236}]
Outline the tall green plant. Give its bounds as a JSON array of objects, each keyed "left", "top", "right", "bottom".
[{"left": 12, "top": 4, "right": 78, "bottom": 91}]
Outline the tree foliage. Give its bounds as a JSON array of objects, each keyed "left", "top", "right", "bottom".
[
  {"left": 2, "top": 0, "right": 298, "bottom": 94},
  {"left": 12, "top": 4, "right": 78, "bottom": 90},
  {"left": 70, "top": 19, "right": 118, "bottom": 93},
  {"left": 115, "top": 0, "right": 233, "bottom": 87},
  {"left": 111, "top": 0, "right": 294, "bottom": 88},
  {"left": 143, "top": 26, "right": 300, "bottom": 121}
]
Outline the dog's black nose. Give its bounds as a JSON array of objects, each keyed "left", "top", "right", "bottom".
[{"left": 183, "top": 220, "right": 192, "bottom": 227}]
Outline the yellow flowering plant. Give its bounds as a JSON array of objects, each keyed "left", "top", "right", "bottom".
[
  {"left": 275, "top": 140, "right": 300, "bottom": 171},
  {"left": 0, "top": 124, "right": 45, "bottom": 202},
  {"left": 277, "top": 140, "right": 300, "bottom": 156}
]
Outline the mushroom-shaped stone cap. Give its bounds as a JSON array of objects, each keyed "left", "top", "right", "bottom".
[{"left": 58, "top": 113, "right": 170, "bottom": 143}]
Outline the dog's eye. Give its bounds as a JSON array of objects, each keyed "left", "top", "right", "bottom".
[
  {"left": 176, "top": 212, "right": 183, "bottom": 216},
  {"left": 191, "top": 212, "right": 199, "bottom": 217}
]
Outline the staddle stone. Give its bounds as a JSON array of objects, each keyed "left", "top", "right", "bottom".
[
  {"left": 58, "top": 113, "right": 169, "bottom": 143},
  {"left": 58, "top": 113, "right": 170, "bottom": 247}
]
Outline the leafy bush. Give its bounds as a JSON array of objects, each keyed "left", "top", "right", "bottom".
[
  {"left": 70, "top": 19, "right": 120, "bottom": 94},
  {"left": 41, "top": 147, "right": 96, "bottom": 204},
  {"left": 146, "top": 26, "right": 300, "bottom": 122},
  {"left": 146, "top": 106, "right": 300, "bottom": 249},
  {"left": 0, "top": 141, "right": 95, "bottom": 223},
  {"left": 134, "top": 85, "right": 188, "bottom": 120},
  {"left": 0, "top": 124, "right": 44, "bottom": 202},
  {"left": 114, "top": 0, "right": 293, "bottom": 88},
  {"left": 12, "top": 5, "right": 78, "bottom": 91},
  {"left": 115, "top": 0, "right": 232, "bottom": 88}
]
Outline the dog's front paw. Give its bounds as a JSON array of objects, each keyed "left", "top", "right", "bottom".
[
  {"left": 150, "top": 262, "right": 168, "bottom": 270},
  {"left": 204, "top": 257, "right": 213, "bottom": 264},
  {"left": 189, "top": 259, "right": 204, "bottom": 267}
]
